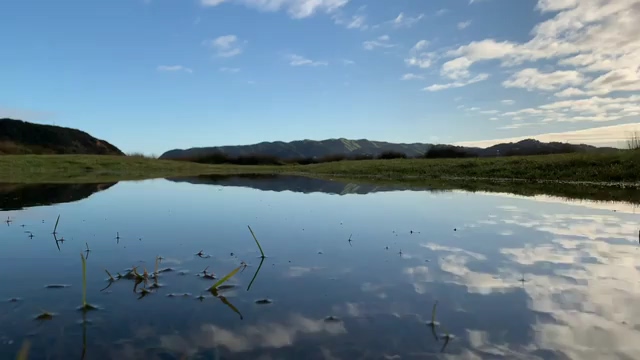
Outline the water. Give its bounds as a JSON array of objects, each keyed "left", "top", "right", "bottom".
[{"left": 1, "top": 176, "right": 640, "bottom": 359}]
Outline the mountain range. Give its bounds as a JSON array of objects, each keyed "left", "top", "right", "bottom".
[
  {"left": 161, "top": 138, "right": 618, "bottom": 160},
  {"left": 0, "top": 119, "right": 619, "bottom": 159}
]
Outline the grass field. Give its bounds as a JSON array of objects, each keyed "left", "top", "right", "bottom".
[
  {"left": 290, "top": 151, "right": 640, "bottom": 184},
  {"left": 1, "top": 152, "right": 640, "bottom": 184},
  {"left": 0, "top": 155, "right": 273, "bottom": 183}
]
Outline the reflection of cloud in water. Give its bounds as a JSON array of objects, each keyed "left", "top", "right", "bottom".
[
  {"left": 159, "top": 314, "right": 346, "bottom": 354},
  {"left": 361, "top": 282, "right": 389, "bottom": 299},
  {"left": 437, "top": 205, "right": 640, "bottom": 359},
  {"left": 485, "top": 191, "right": 640, "bottom": 214},
  {"left": 285, "top": 266, "right": 323, "bottom": 278}
]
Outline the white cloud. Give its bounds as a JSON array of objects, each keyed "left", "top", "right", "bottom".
[
  {"left": 363, "top": 35, "right": 395, "bottom": 50},
  {"left": 456, "top": 122, "right": 640, "bottom": 148},
  {"left": 457, "top": 20, "right": 472, "bottom": 30},
  {"left": 201, "top": 0, "right": 349, "bottom": 19},
  {"left": 536, "top": 0, "right": 578, "bottom": 12},
  {"left": 157, "top": 65, "right": 193, "bottom": 73},
  {"left": 219, "top": 67, "right": 240, "bottom": 73},
  {"left": 439, "top": 0, "right": 640, "bottom": 98},
  {"left": 392, "top": 12, "right": 424, "bottom": 28},
  {"left": 405, "top": 40, "right": 433, "bottom": 69},
  {"left": 554, "top": 87, "right": 587, "bottom": 98},
  {"left": 423, "top": 73, "right": 489, "bottom": 92},
  {"left": 435, "top": 9, "right": 448, "bottom": 16},
  {"left": 501, "top": 99, "right": 515, "bottom": 105},
  {"left": 333, "top": 13, "right": 367, "bottom": 30},
  {"left": 401, "top": 73, "right": 424, "bottom": 81},
  {"left": 287, "top": 54, "right": 328, "bottom": 67},
  {"left": 342, "top": 59, "right": 355, "bottom": 65},
  {"left": 203, "top": 35, "right": 244, "bottom": 57},
  {"left": 441, "top": 57, "right": 472, "bottom": 80},
  {"left": 503, "top": 68, "right": 587, "bottom": 91}
]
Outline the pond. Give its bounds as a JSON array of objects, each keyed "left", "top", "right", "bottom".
[{"left": 1, "top": 176, "right": 640, "bottom": 359}]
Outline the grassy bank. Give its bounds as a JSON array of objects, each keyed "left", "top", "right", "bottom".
[
  {"left": 2, "top": 151, "right": 640, "bottom": 184},
  {"left": 290, "top": 151, "right": 640, "bottom": 184},
  {"left": 0, "top": 155, "right": 272, "bottom": 183}
]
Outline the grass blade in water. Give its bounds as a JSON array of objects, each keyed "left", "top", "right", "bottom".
[
  {"left": 81, "top": 253, "right": 87, "bottom": 306},
  {"left": 79, "top": 253, "right": 97, "bottom": 311},
  {"left": 248, "top": 225, "right": 265, "bottom": 258},
  {"left": 208, "top": 265, "right": 242, "bottom": 291}
]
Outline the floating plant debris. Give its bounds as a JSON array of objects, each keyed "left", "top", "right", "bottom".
[
  {"left": 255, "top": 298, "right": 273, "bottom": 305},
  {"left": 324, "top": 316, "right": 342, "bottom": 323},
  {"left": 167, "top": 293, "right": 192, "bottom": 298},
  {"left": 45, "top": 284, "right": 71, "bottom": 289},
  {"left": 34, "top": 311, "right": 55, "bottom": 321}
]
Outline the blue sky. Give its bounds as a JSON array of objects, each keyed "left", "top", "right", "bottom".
[{"left": 1, "top": 0, "right": 639, "bottom": 155}]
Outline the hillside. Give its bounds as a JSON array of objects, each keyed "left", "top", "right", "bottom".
[
  {"left": 0, "top": 118, "right": 123, "bottom": 155},
  {"left": 161, "top": 137, "right": 617, "bottom": 161},
  {"left": 160, "top": 138, "right": 429, "bottom": 160}
]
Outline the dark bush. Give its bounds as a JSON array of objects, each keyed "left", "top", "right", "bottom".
[
  {"left": 425, "top": 145, "right": 477, "bottom": 159},
  {"left": 188, "top": 152, "right": 283, "bottom": 165},
  {"left": 377, "top": 151, "right": 407, "bottom": 160}
]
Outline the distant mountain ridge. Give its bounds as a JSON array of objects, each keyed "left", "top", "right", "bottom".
[
  {"left": 161, "top": 138, "right": 617, "bottom": 160},
  {"left": 160, "top": 138, "right": 429, "bottom": 160},
  {"left": 0, "top": 118, "right": 123, "bottom": 155}
]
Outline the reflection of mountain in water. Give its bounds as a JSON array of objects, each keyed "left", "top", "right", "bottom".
[
  {"left": 168, "top": 175, "right": 424, "bottom": 195},
  {"left": 0, "top": 183, "right": 117, "bottom": 210},
  {"left": 169, "top": 174, "right": 640, "bottom": 205}
]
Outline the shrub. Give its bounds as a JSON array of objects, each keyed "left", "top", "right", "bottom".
[{"left": 377, "top": 151, "right": 407, "bottom": 160}]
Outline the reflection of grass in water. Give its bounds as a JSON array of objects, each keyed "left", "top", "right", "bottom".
[
  {"left": 16, "top": 340, "right": 30, "bottom": 360},
  {"left": 246, "top": 257, "right": 265, "bottom": 291},
  {"left": 248, "top": 225, "right": 266, "bottom": 258},
  {"left": 427, "top": 301, "right": 439, "bottom": 326},
  {"left": 79, "top": 253, "right": 97, "bottom": 312},
  {"left": 53, "top": 214, "right": 60, "bottom": 234},
  {"left": 208, "top": 265, "right": 243, "bottom": 291}
]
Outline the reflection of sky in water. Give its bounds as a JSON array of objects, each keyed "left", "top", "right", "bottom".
[{"left": 1, "top": 179, "right": 640, "bottom": 359}]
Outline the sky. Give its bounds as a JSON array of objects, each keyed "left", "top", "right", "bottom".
[{"left": 1, "top": 0, "right": 639, "bottom": 155}]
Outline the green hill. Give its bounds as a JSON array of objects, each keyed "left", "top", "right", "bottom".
[{"left": 0, "top": 118, "right": 123, "bottom": 155}]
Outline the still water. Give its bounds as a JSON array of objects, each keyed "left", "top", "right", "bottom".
[{"left": 1, "top": 176, "right": 640, "bottom": 359}]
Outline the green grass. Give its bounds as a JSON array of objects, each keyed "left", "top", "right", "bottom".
[
  {"left": 0, "top": 155, "right": 273, "bottom": 183},
  {"left": 2, "top": 151, "right": 640, "bottom": 184},
  {"left": 290, "top": 151, "right": 640, "bottom": 183}
]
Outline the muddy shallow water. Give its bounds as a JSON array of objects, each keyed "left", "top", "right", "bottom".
[{"left": 1, "top": 176, "right": 640, "bottom": 359}]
